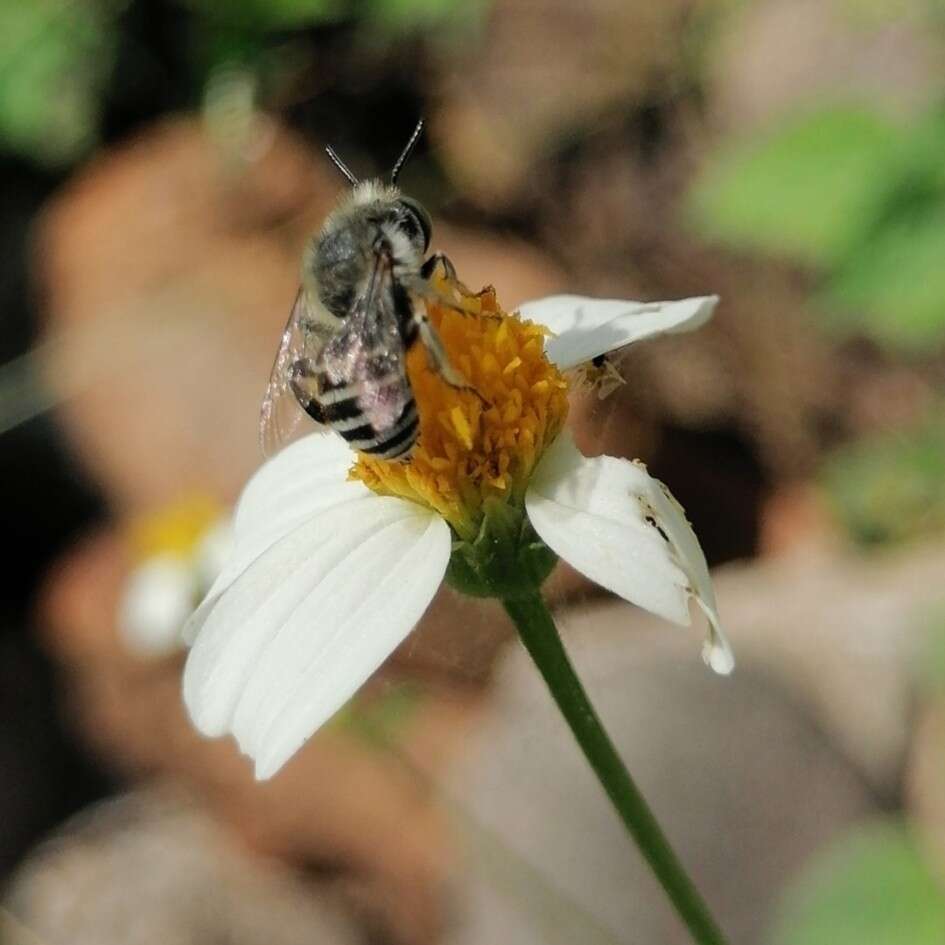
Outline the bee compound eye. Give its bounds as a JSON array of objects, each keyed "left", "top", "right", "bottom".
[{"left": 397, "top": 197, "right": 432, "bottom": 252}]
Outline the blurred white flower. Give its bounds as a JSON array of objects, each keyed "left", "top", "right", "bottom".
[
  {"left": 118, "top": 501, "right": 232, "bottom": 658},
  {"left": 119, "top": 554, "right": 196, "bottom": 657},
  {"left": 183, "top": 289, "right": 733, "bottom": 779}
]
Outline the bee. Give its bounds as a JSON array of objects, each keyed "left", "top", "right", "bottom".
[{"left": 260, "top": 119, "right": 467, "bottom": 460}]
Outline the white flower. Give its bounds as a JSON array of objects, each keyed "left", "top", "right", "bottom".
[
  {"left": 120, "top": 554, "right": 197, "bottom": 657},
  {"left": 183, "top": 292, "right": 733, "bottom": 779},
  {"left": 120, "top": 517, "right": 233, "bottom": 658}
]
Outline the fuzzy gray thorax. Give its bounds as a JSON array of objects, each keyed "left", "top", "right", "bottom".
[{"left": 309, "top": 181, "right": 426, "bottom": 321}]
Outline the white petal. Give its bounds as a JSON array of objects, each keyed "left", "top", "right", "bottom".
[
  {"left": 526, "top": 432, "right": 733, "bottom": 674},
  {"left": 118, "top": 555, "right": 194, "bottom": 657},
  {"left": 516, "top": 294, "right": 718, "bottom": 370},
  {"left": 182, "top": 432, "right": 369, "bottom": 644},
  {"left": 182, "top": 493, "right": 450, "bottom": 779}
]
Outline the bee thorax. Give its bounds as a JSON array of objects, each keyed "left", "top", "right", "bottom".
[{"left": 311, "top": 182, "right": 425, "bottom": 320}]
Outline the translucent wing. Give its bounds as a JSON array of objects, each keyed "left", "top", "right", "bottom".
[
  {"left": 319, "top": 263, "right": 412, "bottom": 435},
  {"left": 259, "top": 288, "right": 332, "bottom": 457}
]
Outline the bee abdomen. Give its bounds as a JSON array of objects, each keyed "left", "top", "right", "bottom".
[{"left": 317, "top": 388, "right": 419, "bottom": 460}]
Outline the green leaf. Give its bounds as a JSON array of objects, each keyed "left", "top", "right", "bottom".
[
  {"left": 332, "top": 682, "right": 423, "bottom": 748},
  {"left": 181, "top": 0, "right": 344, "bottom": 31},
  {"left": 770, "top": 821, "right": 945, "bottom": 945},
  {"left": 821, "top": 412, "right": 945, "bottom": 547},
  {"left": 915, "top": 610, "right": 945, "bottom": 697},
  {"left": 823, "top": 206, "right": 945, "bottom": 352},
  {"left": 0, "top": 0, "right": 120, "bottom": 166},
  {"left": 362, "top": 0, "right": 489, "bottom": 33},
  {"left": 688, "top": 106, "right": 902, "bottom": 268},
  {"left": 818, "top": 109, "right": 945, "bottom": 352}
]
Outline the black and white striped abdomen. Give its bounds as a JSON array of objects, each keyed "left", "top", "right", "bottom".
[{"left": 315, "top": 377, "right": 419, "bottom": 460}]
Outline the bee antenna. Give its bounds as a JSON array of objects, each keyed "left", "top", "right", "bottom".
[
  {"left": 390, "top": 118, "right": 424, "bottom": 185},
  {"left": 325, "top": 145, "right": 359, "bottom": 186}
]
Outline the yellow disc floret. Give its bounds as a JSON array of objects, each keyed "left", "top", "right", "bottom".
[{"left": 351, "top": 265, "right": 569, "bottom": 539}]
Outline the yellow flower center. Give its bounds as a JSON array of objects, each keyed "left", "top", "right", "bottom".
[
  {"left": 351, "top": 266, "right": 569, "bottom": 539},
  {"left": 128, "top": 493, "right": 224, "bottom": 560}
]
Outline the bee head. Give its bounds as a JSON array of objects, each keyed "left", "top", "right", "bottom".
[
  {"left": 394, "top": 196, "right": 432, "bottom": 254},
  {"left": 323, "top": 121, "right": 432, "bottom": 256}
]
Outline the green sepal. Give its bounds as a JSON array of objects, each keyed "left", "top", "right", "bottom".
[{"left": 444, "top": 497, "right": 557, "bottom": 600}]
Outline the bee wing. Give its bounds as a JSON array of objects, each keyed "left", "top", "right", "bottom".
[
  {"left": 356, "top": 340, "right": 411, "bottom": 434},
  {"left": 319, "top": 265, "right": 412, "bottom": 436},
  {"left": 259, "top": 288, "right": 330, "bottom": 457}
]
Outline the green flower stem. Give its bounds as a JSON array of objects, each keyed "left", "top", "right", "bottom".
[{"left": 503, "top": 593, "right": 729, "bottom": 945}]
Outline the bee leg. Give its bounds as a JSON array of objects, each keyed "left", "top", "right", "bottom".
[
  {"left": 414, "top": 252, "right": 484, "bottom": 318},
  {"left": 414, "top": 308, "right": 490, "bottom": 405},
  {"left": 289, "top": 358, "right": 326, "bottom": 424},
  {"left": 414, "top": 311, "right": 464, "bottom": 387},
  {"left": 420, "top": 252, "right": 457, "bottom": 282},
  {"left": 405, "top": 278, "right": 480, "bottom": 321}
]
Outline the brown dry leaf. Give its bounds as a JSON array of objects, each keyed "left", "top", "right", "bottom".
[
  {"left": 37, "top": 523, "right": 486, "bottom": 945},
  {"left": 6, "top": 789, "right": 363, "bottom": 945},
  {"left": 444, "top": 595, "right": 878, "bottom": 945},
  {"left": 709, "top": 0, "right": 945, "bottom": 133},
  {"left": 432, "top": 0, "right": 702, "bottom": 207},
  {"left": 34, "top": 116, "right": 336, "bottom": 511}
]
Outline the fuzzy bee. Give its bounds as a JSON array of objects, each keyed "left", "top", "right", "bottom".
[{"left": 260, "top": 120, "right": 467, "bottom": 460}]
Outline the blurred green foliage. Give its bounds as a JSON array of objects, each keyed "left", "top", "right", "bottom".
[
  {"left": 0, "top": 0, "right": 122, "bottom": 167},
  {"left": 770, "top": 821, "right": 945, "bottom": 945},
  {"left": 690, "top": 104, "right": 945, "bottom": 354},
  {"left": 821, "top": 412, "right": 945, "bottom": 546},
  {"left": 182, "top": 0, "right": 343, "bottom": 31},
  {"left": 0, "top": 0, "right": 486, "bottom": 168},
  {"left": 916, "top": 610, "right": 945, "bottom": 696},
  {"left": 690, "top": 107, "right": 899, "bottom": 269},
  {"left": 333, "top": 681, "right": 423, "bottom": 749},
  {"left": 363, "top": 0, "right": 485, "bottom": 31},
  {"left": 184, "top": 0, "right": 481, "bottom": 31}
]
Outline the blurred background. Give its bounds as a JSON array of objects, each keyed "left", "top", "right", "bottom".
[{"left": 4, "top": 0, "right": 945, "bottom": 942}]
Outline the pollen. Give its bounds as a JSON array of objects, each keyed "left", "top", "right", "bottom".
[{"left": 351, "top": 263, "right": 570, "bottom": 539}]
